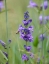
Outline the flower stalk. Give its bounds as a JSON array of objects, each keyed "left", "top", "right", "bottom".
[{"left": 5, "top": 0, "right": 9, "bottom": 64}]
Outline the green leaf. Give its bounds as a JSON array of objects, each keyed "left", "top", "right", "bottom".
[
  {"left": 43, "top": 38, "right": 47, "bottom": 55},
  {"left": 46, "top": 36, "right": 49, "bottom": 50},
  {"left": 33, "top": 36, "right": 39, "bottom": 47}
]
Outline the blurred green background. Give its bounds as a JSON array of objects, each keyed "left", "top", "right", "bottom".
[{"left": 0, "top": 0, "right": 49, "bottom": 64}]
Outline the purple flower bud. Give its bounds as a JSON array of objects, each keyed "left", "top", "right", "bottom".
[
  {"left": 24, "top": 45, "right": 31, "bottom": 51},
  {"left": 30, "top": 53, "right": 34, "bottom": 58},
  {"left": 45, "top": 16, "right": 49, "bottom": 21},
  {"left": 20, "top": 34, "right": 33, "bottom": 42},
  {"left": 28, "top": 0, "right": 38, "bottom": 8},
  {"left": 18, "top": 25, "right": 24, "bottom": 32},
  {"left": 22, "top": 54, "right": 29, "bottom": 61},
  {"left": 24, "top": 28, "right": 30, "bottom": 34},
  {"left": 8, "top": 39, "right": 11, "bottom": 43},
  {"left": 44, "top": 1, "right": 48, "bottom": 9},
  {"left": 39, "top": 15, "right": 44, "bottom": 24},
  {"left": 23, "top": 20, "right": 28, "bottom": 26},
  {"left": 28, "top": 35, "right": 33, "bottom": 42},
  {"left": 28, "top": 19, "right": 32, "bottom": 24},
  {"left": 39, "top": 15, "right": 45, "bottom": 24},
  {"left": 20, "top": 34, "right": 28, "bottom": 42},
  {"left": 28, "top": 26, "right": 34, "bottom": 32},
  {"left": 0, "top": 40, "right": 6, "bottom": 48},
  {"left": 24, "top": 11, "right": 29, "bottom": 20},
  {"left": 40, "top": 1, "right": 48, "bottom": 10},
  {"left": 37, "top": 57, "right": 40, "bottom": 62},
  {"left": 47, "top": 16, "right": 49, "bottom": 20},
  {"left": 3, "top": 52, "right": 8, "bottom": 58},
  {"left": 23, "top": 19, "right": 32, "bottom": 26},
  {"left": 39, "top": 34, "right": 45, "bottom": 41},
  {"left": 39, "top": 15, "right": 43, "bottom": 22},
  {"left": 39, "top": 15, "right": 49, "bottom": 24},
  {"left": 0, "top": 1, "right": 4, "bottom": 9}
]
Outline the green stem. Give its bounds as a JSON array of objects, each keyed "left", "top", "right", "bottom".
[
  {"left": 26, "top": 41, "right": 27, "bottom": 46},
  {"left": 42, "top": 0, "right": 45, "bottom": 63},
  {"left": 5, "top": 0, "right": 9, "bottom": 63}
]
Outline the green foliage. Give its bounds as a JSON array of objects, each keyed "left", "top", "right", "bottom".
[{"left": 33, "top": 36, "right": 39, "bottom": 47}]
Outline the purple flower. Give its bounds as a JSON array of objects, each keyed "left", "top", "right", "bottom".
[
  {"left": 3, "top": 52, "right": 8, "bottom": 58},
  {"left": 0, "top": 40, "right": 6, "bottom": 48},
  {"left": 28, "top": 26, "right": 34, "bottom": 32},
  {"left": 28, "top": 34, "right": 33, "bottom": 42},
  {"left": 23, "top": 20, "right": 28, "bottom": 26},
  {"left": 19, "top": 27, "right": 30, "bottom": 35},
  {"left": 47, "top": 16, "right": 49, "bottom": 20},
  {"left": 28, "top": 0, "right": 38, "bottom": 8},
  {"left": 40, "top": 1, "right": 48, "bottom": 10},
  {"left": 24, "top": 28, "right": 30, "bottom": 34},
  {"left": 18, "top": 11, "right": 33, "bottom": 42},
  {"left": 43, "top": 1, "right": 48, "bottom": 9},
  {"left": 20, "top": 34, "right": 33, "bottom": 42},
  {"left": 30, "top": 53, "right": 34, "bottom": 58},
  {"left": 24, "top": 45, "right": 31, "bottom": 51},
  {"left": 45, "top": 16, "right": 49, "bottom": 21},
  {"left": 39, "top": 15, "right": 44, "bottom": 24},
  {"left": 28, "top": 19, "right": 32, "bottom": 24},
  {"left": 18, "top": 25, "right": 24, "bottom": 34},
  {"left": 22, "top": 54, "right": 29, "bottom": 61},
  {"left": 39, "top": 34, "right": 45, "bottom": 41},
  {"left": 19, "top": 27, "right": 33, "bottom": 42},
  {"left": 39, "top": 15, "right": 43, "bottom": 22},
  {"left": 23, "top": 19, "right": 32, "bottom": 26},
  {"left": 18, "top": 11, "right": 34, "bottom": 62},
  {"left": 20, "top": 34, "right": 28, "bottom": 42},
  {"left": 24, "top": 11, "right": 29, "bottom": 20},
  {"left": 0, "top": 1, "right": 4, "bottom": 9},
  {"left": 39, "top": 15, "right": 49, "bottom": 24},
  {"left": 37, "top": 57, "right": 40, "bottom": 62}
]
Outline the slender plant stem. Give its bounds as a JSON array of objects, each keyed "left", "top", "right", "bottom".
[
  {"left": 42, "top": 0, "right": 45, "bottom": 63},
  {"left": 48, "top": 1, "right": 49, "bottom": 64},
  {"left": 5, "top": 0, "right": 9, "bottom": 64}
]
